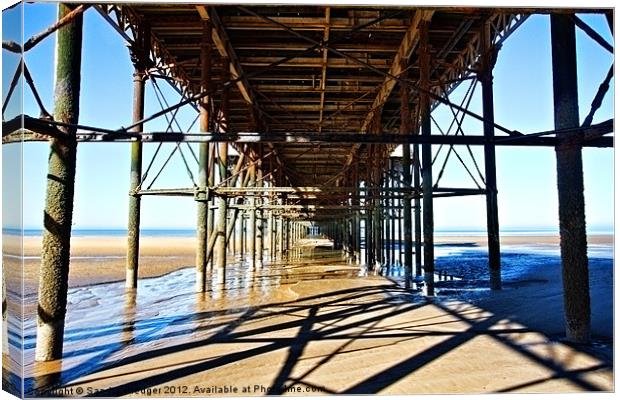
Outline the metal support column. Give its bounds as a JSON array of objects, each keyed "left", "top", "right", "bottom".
[
  {"left": 267, "top": 210, "right": 273, "bottom": 260},
  {"left": 551, "top": 14, "right": 590, "bottom": 343},
  {"left": 481, "top": 19, "right": 502, "bottom": 290},
  {"left": 401, "top": 67, "right": 413, "bottom": 287},
  {"left": 390, "top": 163, "right": 396, "bottom": 266},
  {"left": 256, "top": 162, "right": 264, "bottom": 267},
  {"left": 247, "top": 165, "right": 256, "bottom": 268},
  {"left": 35, "top": 3, "right": 82, "bottom": 361},
  {"left": 419, "top": 20, "right": 435, "bottom": 295},
  {"left": 126, "top": 29, "right": 148, "bottom": 289},
  {"left": 214, "top": 60, "right": 230, "bottom": 285},
  {"left": 195, "top": 20, "right": 211, "bottom": 293}
]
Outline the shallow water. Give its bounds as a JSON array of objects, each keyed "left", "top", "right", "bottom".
[
  {"left": 379, "top": 240, "right": 613, "bottom": 290},
  {"left": 20, "top": 239, "right": 367, "bottom": 395}
]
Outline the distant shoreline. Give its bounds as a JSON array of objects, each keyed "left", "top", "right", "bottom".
[{"left": 3, "top": 228, "right": 615, "bottom": 238}]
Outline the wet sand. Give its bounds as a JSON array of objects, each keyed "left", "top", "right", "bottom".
[
  {"left": 3, "top": 233, "right": 612, "bottom": 296},
  {"left": 4, "top": 236, "right": 612, "bottom": 395},
  {"left": 0, "top": 236, "right": 613, "bottom": 397},
  {"left": 5, "top": 236, "right": 197, "bottom": 296}
]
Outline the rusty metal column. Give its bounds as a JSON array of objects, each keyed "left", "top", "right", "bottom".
[
  {"left": 480, "top": 19, "right": 502, "bottom": 290},
  {"left": 235, "top": 170, "right": 245, "bottom": 259},
  {"left": 267, "top": 209, "right": 273, "bottom": 260},
  {"left": 374, "top": 169, "right": 383, "bottom": 268},
  {"left": 419, "top": 20, "right": 435, "bottom": 295},
  {"left": 207, "top": 147, "right": 216, "bottom": 272},
  {"left": 284, "top": 218, "right": 290, "bottom": 257},
  {"left": 35, "top": 3, "right": 82, "bottom": 361},
  {"left": 214, "top": 59, "right": 230, "bottom": 285},
  {"left": 247, "top": 165, "right": 257, "bottom": 268},
  {"left": 396, "top": 176, "right": 403, "bottom": 267},
  {"left": 390, "top": 164, "right": 396, "bottom": 266},
  {"left": 400, "top": 67, "right": 413, "bottom": 288},
  {"left": 256, "top": 161, "right": 264, "bottom": 267},
  {"left": 551, "top": 14, "right": 590, "bottom": 343},
  {"left": 353, "top": 168, "right": 361, "bottom": 263},
  {"left": 365, "top": 185, "right": 372, "bottom": 266},
  {"left": 384, "top": 168, "right": 391, "bottom": 266},
  {"left": 277, "top": 212, "right": 284, "bottom": 258},
  {"left": 126, "top": 30, "right": 148, "bottom": 289},
  {"left": 195, "top": 20, "right": 211, "bottom": 293}
]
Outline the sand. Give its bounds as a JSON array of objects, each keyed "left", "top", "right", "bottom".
[
  {"left": 2, "top": 234, "right": 613, "bottom": 395},
  {"left": 4, "top": 236, "right": 197, "bottom": 296},
  {"left": 3, "top": 233, "right": 612, "bottom": 296}
]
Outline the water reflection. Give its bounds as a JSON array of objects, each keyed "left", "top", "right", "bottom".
[
  {"left": 32, "top": 359, "right": 63, "bottom": 395},
  {"left": 25, "top": 237, "right": 502, "bottom": 395},
  {"left": 122, "top": 289, "right": 136, "bottom": 346}
]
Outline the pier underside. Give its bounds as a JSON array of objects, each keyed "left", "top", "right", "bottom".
[{"left": 1, "top": 2, "right": 614, "bottom": 395}]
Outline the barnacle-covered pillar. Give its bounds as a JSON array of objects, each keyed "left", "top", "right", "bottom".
[{"left": 35, "top": 3, "right": 83, "bottom": 361}]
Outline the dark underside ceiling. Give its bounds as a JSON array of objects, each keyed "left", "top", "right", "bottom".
[{"left": 118, "top": 5, "right": 528, "bottom": 192}]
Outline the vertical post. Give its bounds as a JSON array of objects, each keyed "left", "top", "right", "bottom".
[
  {"left": 390, "top": 164, "right": 396, "bottom": 266},
  {"left": 267, "top": 209, "right": 273, "bottom": 260},
  {"left": 400, "top": 63, "right": 413, "bottom": 287},
  {"left": 480, "top": 19, "right": 502, "bottom": 290},
  {"left": 256, "top": 161, "right": 264, "bottom": 267},
  {"left": 397, "top": 179, "right": 402, "bottom": 266},
  {"left": 236, "top": 169, "right": 245, "bottom": 259},
  {"left": 365, "top": 184, "right": 372, "bottom": 267},
  {"left": 413, "top": 148, "right": 422, "bottom": 276},
  {"left": 214, "top": 58, "right": 230, "bottom": 285},
  {"left": 374, "top": 159, "right": 382, "bottom": 269},
  {"left": 35, "top": 3, "right": 82, "bottom": 361},
  {"left": 419, "top": 20, "right": 435, "bottom": 296},
  {"left": 278, "top": 212, "right": 284, "bottom": 258},
  {"left": 195, "top": 20, "right": 211, "bottom": 292},
  {"left": 247, "top": 165, "right": 256, "bottom": 268},
  {"left": 551, "top": 14, "right": 590, "bottom": 343},
  {"left": 126, "top": 32, "right": 148, "bottom": 289},
  {"left": 386, "top": 173, "right": 390, "bottom": 266},
  {"left": 353, "top": 167, "right": 360, "bottom": 263},
  {"left": 207, "top": 145, "right": 216, "bottom": 271}
]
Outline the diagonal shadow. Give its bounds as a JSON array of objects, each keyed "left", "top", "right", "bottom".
[
  {"left": 267, "top": 305, "right": 318, "bottom": 394},
  {"left": 80, "top": 296, "right": 426, "bottom": 396},
  {"left": 27, "top": 284, "right": 397, "bottom": 394},
  {"left": 342, "top": 310, "right": 504, "bottom": 394},
  {"left": 434, "top": 301, "right": 608, "bottom": 392}
]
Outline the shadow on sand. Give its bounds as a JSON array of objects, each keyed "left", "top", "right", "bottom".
[{"left": 22, "top": 245, "right": 612, "bottom": 396}]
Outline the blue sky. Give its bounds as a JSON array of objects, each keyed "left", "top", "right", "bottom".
[{"left": 2, "top": 3, "right": 615, "bottom": 232}]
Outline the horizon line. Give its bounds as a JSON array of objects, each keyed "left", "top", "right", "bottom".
[{"left": 6, "top": 226, "right": 614, "bottom": 233}]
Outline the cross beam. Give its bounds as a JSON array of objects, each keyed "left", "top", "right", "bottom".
[{"left": 6, "top": 115, "right": 611, "bottom": 147}]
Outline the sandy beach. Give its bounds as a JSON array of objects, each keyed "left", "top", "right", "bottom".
[
  {"left": 3, "top": 233, "right": 614, "bottom": 395},
  {"left": 3, "top": 233, "right": 612, "bottom": 296}
]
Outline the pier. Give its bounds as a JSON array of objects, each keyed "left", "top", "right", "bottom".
[{"left": 1, "top": 2, "right": 614, "bottom": 395}]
